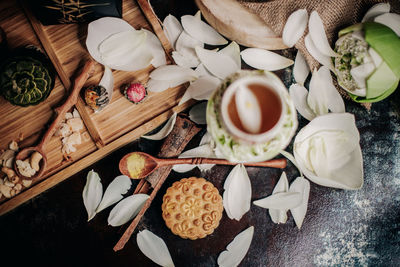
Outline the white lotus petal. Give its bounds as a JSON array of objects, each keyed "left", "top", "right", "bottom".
[
  {"left": 98, "top": 66, "right": 114, "bottom": 104},
  {"left": 293, "top": 113, "right": 363, "bottom": 190},
  {"left": 289, "top": 176, "right": 310, "bottom": 229},
  {"left": 146, "top": 78, "right": 189, "bottom": 93},
  {"left": 108, "top": 194, "right": 149, "bottom": 226},
  {"left": 309, "top": 11, "right": 337, "bottom": 57},
  {"left": 200, "top": 132, "right": 213, "bottom": 146},
  {"left": 172, "top": 144, "right": 216, "bottom": 173},
  {"left": 96, "top": 175, "right": 132, "bottom": 213},
  {"left": 181, "top": 15, "right": 227, "bottom": 45},
  {"left": 282, "top": 9, "right": 308, "bottom": 48},
  {"left": 82, "top": 170, "right": 103, "bottom": 221},
  {"left": 179, "top": 75, "right": 221, "bottom": 105},
  {"left": 150, "top": 65, "right": 198, "bottom": 81},
  {"left": 289, "top": 84, "right": 316, "bottom": 121},
  {"left": 304, "top": 34, "right": 334, "bottom": 70},
  {"left": 220, "top": 41, "right": 241, "bottom": 69},
  {"left": 240, "top": 48, "right": 294, "bottom": 71},
  {"left": 307, "top": 69, "right": 328, "bottom": 116},
  {"left": 362, "top": 3, "right": 391, "bottom": 22},
  {"left": 112, "top": 43, "right": 153, "bottom": 71},
  {"left": 86, "top": 17, "right": 135, "bottom": 65},
  {"left": 137, "top": 230, "right": 175, "bottom": 267},
  {"left": 350, "top": 63, "right": 375, "bottom": 95},
  {"left": 163, "top": 14, "right": 183, "bottom": 49},
  {"left": 235, "top": 85, "right": 262, "bottom": 134},
  {"left": 317, "top": 66, "right": 345, "bottom": 112},
  {"left": 293, "top": 51, "right": 310, "bottom": 86},
  {"left": 172, "top": 51, "right": 199, "bottom": 68},
  {"left": 194, "top": 63, "right": 214, "bottom": 77},
  {"left": 195, "top": 10, "right": 201, "bottom": 20},
  {"left": 280, "top": 150, "right": 303, "bottom": 177},
  {"left": 142, "top": 113, "right": 177, "bottom": 140},
  {"left": 374, "top": 13, "right": 400, "bottom": 37},
  {"left": 143, "top": 29, "right": 167, "bottom": 67},
  {"left": 218, "top": 226, "right": 254, "bottom": 267},
  {"left": 175, "top": 31, "right": 202, "bottom": 67},
  {"left": 172, "top": 164, "right": 197, "bottom": 173},
  {"left": 269, "top": 172, "right": 289, "bottom": 224},
  {"left": 196, "top": 46, "right": 238, "bottom": 79},
  {"left": 223, "top": 164, "right": 252, "bottom": 221},
  {"left": 189, "top": 102, "right": 207, "bottom": 124},
  {"left": 254, "top": 192, "right": 302, "bottom": 210},
  {"left": 368, "top": 47, "right": 383, "bottom": 67}
]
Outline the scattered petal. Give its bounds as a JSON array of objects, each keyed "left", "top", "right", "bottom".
[
  {"left": 293, "top": 113, "right": 363, "bottom": 190},
  {"left": 99, "top": 66, "right": 114, "bottom": 103},
  {"left": 172, "top": 51, "right": 199, "bottom": 68},
  {"left": 362, "top": 3, "right": 391, "bottom": 22},
  {"left": 147, "top": 77, "right": 190, "bottom": 93},
  {"left": 194, "top": 63, "right": 214, "bottom": 77},
  {"left": 374, "top": 13, "right": 400, "bottom": 37},
  {"left": 96, "top": 175, "right": 132, "bottom": 213},
  {"left": 175, "top": 31, "right": 202, "bottom": 67},
  {"left": 289, "top": 84, "right": 316, "bottom": 121},
  {"left": 223, "top": 164, "right": 252, "bottom": 221},
  {"left": 172, "top": 144, "right": 216, "bottom": 173},
  {"left": 308, "top": 11, "right": 337, "bottom": 57},
  {"left": 181, "top": 15, "right": 228, "bottom": 45},
  {"left": 179, "top": 75, "right": 221, "bottom": 105},
  {"left": 219, "top": 41, "right": 241, "bottom": 69},
  {"left": 269, "top": 172, "right": 289, "bottom": 224},
  {"left": 235, "top": 84, "right": 262, "bottom": 134},
  {"left": 143, "top": 29, "right": 167, "bottom": 67},
  {"left": 304, "top": 34, "right": 334, "bottom": 70},
  {"left": 217, "top": 226, "right": 254, "bottom": 267},
  {"left": 317, "top": 66, "right": 345, "bottom": 113},
  {"left": 137, "top": 230, "right": 175, "bottom": 267},
  {"left": 253, "top": 192, "right": 302, "bottom": 210},
  {"left": 293, "top": 51, "right": 310, "bottom": 86},
  {"left": 163, "top": 14, "right": 183, "bottom": 49},
  {"left": 189, "top": 102, "right": 207, "bottom": 124},
  {"left": 194, "top": 10, "right": 201, "bottom": 20},
  {"left": 150, "top": 65, "right": 198, "bottom": 81},
  {"left": 108, "top": 194, "right": 149, "bottom": 226},
  {"left": 282, "top": 9, "right": 308, "bottom": 48},
  {"left": 307, "top": 69, "right": 328, "bottom": 116},
  {"left": 83, "top": 170, "right": 103, "bottom": 221},
  {"left": 142, "top": 113, "right": 177, "bottom": 140},
  {"left": 196, "top": 46, "right": 238, "bottom": 79},
  {"left": 241, "top": 48, "right": 294, "bottom": 71},
  {"left": 289, "top": 176, "right": 310, "bottom": 229}
]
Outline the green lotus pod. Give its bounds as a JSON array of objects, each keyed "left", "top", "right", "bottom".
[{"left": 334, "top": 22, "right": 400, "bottom": 103}]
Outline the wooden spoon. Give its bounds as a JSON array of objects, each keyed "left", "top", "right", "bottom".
[
  {"left": 119, "top": 151, "right": 287, "bottom": 179},
  {"left": 14, "top": 60, "right": 95, "bottom": 180}
]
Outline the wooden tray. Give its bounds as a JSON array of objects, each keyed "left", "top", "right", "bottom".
[{"left": 0, "top": 0, "right": 192, "bottom": 215}]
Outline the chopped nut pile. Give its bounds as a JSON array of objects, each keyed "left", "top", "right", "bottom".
[{"left": 55, "top": 108, "right": 84, "bottom": 156}]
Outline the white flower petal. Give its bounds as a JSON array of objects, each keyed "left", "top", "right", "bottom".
[
  {"left": 96, "top": 175, "right": 132, "bottom": 213},
  {"left": 253, "top": 192, "right": 302, "bottom": 210},
  {"left": 175, "top": 30, "right": 203, "bottom": 67},
  {"left": 217, "top": 226, "right": 254, "bottom": 267},
  {"left": 108, "top": 194, "right": 149, "bottom": 226},
  {"left": 150, "top": 65, "right": 198, "bottom": 81},
  {"left": 179, "top": 75, "right": 221, "bottom": 105},
  {"left": 282, "top": 9, "right": 308, "bottom": 48},
  {"left": 137, "top": 230, "right": 175, "bottom": 267},
  {"left": 304, "top": 34, "right": 334, "bottom": 70},
  {"left": 240, "top": 48, "right": 294, "bottom": 71},
  {"left": 172, "top": 164, "right": 197, "bottom": 173},
  {"left": 146, "top": 78, "right": 189, "bottom": 93},
  {"left": 289, "top": 176, "right": 310, "bottom": 229},
  {"left": 196, "top": 46, "right": 238, "bottom": 79},
  {"left": 289, "top": 84, "right": 316, "bottom": 121},
  {"left": 172, "top": 144, "right": 216, "bottom": 173},
  {"left": 83, "top": 170, "right": 103, "bottom": 221},
  {"left": 362, "top": 3, "right": 391, "bottom": 22},
  {"left": 307, "top": 69, "right": 328, "bottom": 116},
  {"left": 374, "top": 13, "right": 400, "bottom": 37},
  {"left": 195, "top": 10, "right": 201, "bottom": 20},
  {"left": 142, "top": 113, "right": 177, "bottom": 140},
  {"left": 349, "top": 63, "right": 375, "bottom": 96},
  {"left": 317, "top": 66, "right": 345, "bottom": 113},
  {"left": 368, "top": 47, "right": 383, "bottom": 67},
  {"left": 293, "top": 51, "right": 310, "bottom": 86},
  {"left": 194, "top": 63, "right": 214, "bottom": 77},
  {"left": 269, "top": 172, "right": 289, "bottom": 224},
  {"left": 219, "top": 41, "right": 241, "bottom": 69},
  {"left": 223, "top": 164, "right": 252, "bottom": 221},
  {"left": 143, "top": 29, "right": 167, "bottom": 67},
  {"left": 163, "top": 14, "right": 183, "bottom": 49},
  {"left": 308, "top": 11, "right": 337, "bottom": 57},
  {"left": 181, "top": 14, "right": 227, "bottom": 45},
  {"left": 99, "top": 66, "right": 114, "bottom": 103},
  {"left": 172, "top": 51, "right": 199, "bottom": 68},
  {"left": 189, "top": 102, "right": 207, "bottom": 124},
  {"left": 235, "top": 84, "right": 262, "bottom": 134}
]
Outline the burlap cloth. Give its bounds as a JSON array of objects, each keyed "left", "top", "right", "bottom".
[{"left": 238, "top": 0, "right": 400, "bottom": 106}]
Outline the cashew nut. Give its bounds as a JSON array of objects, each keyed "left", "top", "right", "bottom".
[
  {"left": 15, "top": 160, "right": 35, "bottom": 178},
  {"left": 2, "top": 166, "right": 15, "bottom": 179},
  {"left": 0, "top": 184, "right": 11, "bottom": 198},
  {"left": 4, "top": 178, "right": 15, "bottom": 187},
  {"left": 30, "top": 152, "right": 43, "bottom": 172},
  {"left": 22, "top": 179, "right": 32, "bottom": 188},
  {"left": 8, "top": 140, "right": 18, "bottom": 151},
  {"left": 14, "top": 183, "right": 22, "bottom": 192},
  {"left": 8, "top": 175, "right": 19, "bottom": 184}
]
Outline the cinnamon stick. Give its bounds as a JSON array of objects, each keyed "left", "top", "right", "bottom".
[{"left": 113, "top": 115, "right": 201, "bottom": 252}]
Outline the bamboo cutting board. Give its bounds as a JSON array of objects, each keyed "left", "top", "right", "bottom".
[{"left": 0, "top": 0, "right": 191, "bottom": 214}]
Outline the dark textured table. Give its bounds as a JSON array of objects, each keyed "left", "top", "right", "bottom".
[{"left": 1, "top": 1, "right": 400, "bottom": 266}]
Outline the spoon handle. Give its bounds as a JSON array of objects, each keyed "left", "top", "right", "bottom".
[
  {"left": 37, "top": 61, "right": 95, "bottom": 151},
  {"left": 157, "top": 157, "right": 287, "bottom": 169}
]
